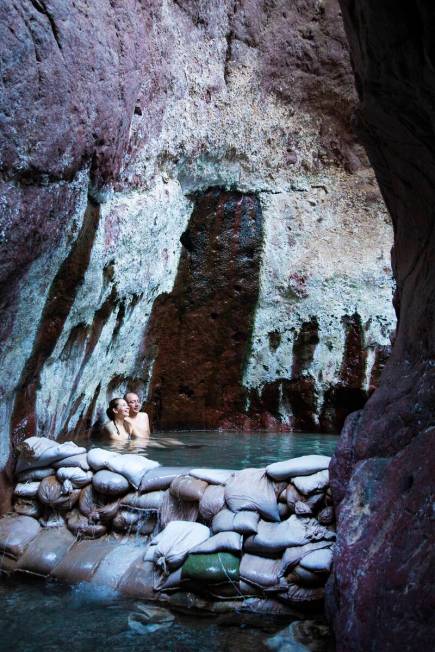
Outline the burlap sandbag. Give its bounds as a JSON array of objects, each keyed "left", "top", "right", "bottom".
[
  {"left": 189, "top": 469, "right": 234, "bottom": 485},
  {"left": 169, "top": 475, "right": 208, "bottom": 502},
  {"left": 291, "top": 470, "right": 329, "bottom": 496},
  {"left": 90, "top": 543, "right": 146, "bottom": 589},
  {"left": 239, "top": 553, "right": 283, "bottom": 588},
  {"left": 17, "top": 467, "right": 55, "bottom": 482},
  {"left": 14, "top": 482, "right": 40, "bottom": 498},
  {"left": 121, "top": 491, "right": 165, "bottom": 511},
  {"left": 13, "top": 498, "right": 41, "bottom": 518},
  {"left": 199, "top": 484, "right": 225, "bottom": 521},
  {"left": 112, "top": 509, "right": 156, "bottom": 535},
  {"left": 107, "top": 454, "right": 159, "bottom": 489},
  {"left": 159, "top": 490, "right": 199, "bottom": 529},
  {"left": 0, "top": 515, "right": 40, "bottom": 559},
  {"left": 17, "top": 527, "right": 75, "bottom": 576},
  {"left": 117, "top": 558, "right": 156, "bottom": 599},
  {"left": 245, "top": 515, "right": 334, "bottom": 555},
  {"left": 150, "top": 521, "right": 210, "bottom": 572},
  {"left": 139, "top": 467, "right": 192, "bottom": 493},
  {"left": 56, "top": 467, "right": 93, "bottom": 488},
  {"left": 188, "top": 531, "right": 243, "bottom": 555},
  {"left": 284, "top": 583, "right": 324, "bottom": 604},
  {"left": 51, "top": 538, "right": 116, "bottom": 582},
  {"left": 224, "top": 469, "right": 280, "bottom": 522},
  {"left": 16, "top": 437, "right": 86, "bottom": 473},
  {"left": 291, "top": 565, "right": 324, "bottom": 587},
  {"left": 232, "top": 510, "right": 260, "bottom": 535},
  {"left": 66, "top": 510, "right": 107, "bottom": 539},
  {"left": 299, "top": 547, "right": 333, "bottom": 573},
  {"left": 92, "top": 470, "right": 130, "bottom": 496},
  {"left": 280, "top": 541, "right": 332, "bottom": 575},
  {"left": 38, "top": 477, "right": 80, "bottom": 511},
  {"left": 211, "top": 508, "right": 235, "bottom": 533},
  {"left": 87, "top": 448, "right": 120, "bottom": 471},
  {"left": 266, "top": 455, "right": 330, "bottom": 480},
  {"left": 54, "top": 453, "right": 90, "bottom": 471}
]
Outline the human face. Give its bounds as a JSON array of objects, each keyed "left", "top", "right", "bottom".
[
  {"left": 125, "top": 393, "right": 141, "bottom": 415},
  {"left": 113, "top": 399, "right": 130, "bottom": 419}
]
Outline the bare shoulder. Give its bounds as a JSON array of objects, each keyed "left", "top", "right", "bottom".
[{"left": 101, "top": 421, "right": 116, "bottom": 439}]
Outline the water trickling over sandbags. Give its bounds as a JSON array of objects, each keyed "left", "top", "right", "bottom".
[{"left": 0, "top": 437, "right": 335, "bottom": 615}]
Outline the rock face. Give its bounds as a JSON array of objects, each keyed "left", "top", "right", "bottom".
[
  {"left": 1, "top": 2, "right": 395, "bottom": 503},
  {"left": 328, "top": 3, "right": 435, "bottom": 650}
]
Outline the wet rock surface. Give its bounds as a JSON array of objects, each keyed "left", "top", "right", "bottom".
[{"left": 327, "top": 2, "right": 435, "bottom": 650}]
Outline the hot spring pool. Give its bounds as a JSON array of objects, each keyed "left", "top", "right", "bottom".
[{"left": 0, "top": 431, "right": 338, "bottom": 652}]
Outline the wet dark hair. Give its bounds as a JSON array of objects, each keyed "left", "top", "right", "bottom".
[{"left": 106, "top": 398, "right": 124, "bottom": 421}]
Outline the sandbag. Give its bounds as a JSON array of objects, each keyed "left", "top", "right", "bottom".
[
  {"left": 78, "top": 485, "right": 97, "bottom": 517},
  {"left": 17, "top": 467, "right": 55, "bottom": 482},
  {"left": 39, "top": 511, "right": 66, "bottom": 528},
  {"left": 14, "top": 482, "right": 40, "bottom": 498},
  {"left": 14, "top": 498, "right": 41, "bottom": 518},
  {"left": 199, "top": 484, "right": 225, "bottom": 521},
  {"left": 107, "top": 454, "right": 159, "bottom": 489},
  {"left": 280, "top": 541, "right": 332, "bottom": 575},
  {"left": 121, "top": 491, "right": 165, "bottom": 511},
  {"left": 118, "top": 558, "right": 156, "bottom": 599},
  {"left": 211, "top": 508, "right": 235, "bottom": 533},
  {"left": 17, "top": 527, "right": 75, "bottom": 576},
  {"left": 285, "top": 484, "right": 305, "bottom": 509},
  {"left": 51, "top": 538, "right": 116, "bottom": 582},
  {"left": 139, "top": 467, "right": 192, "bottom": 493},
  {"left": 189, "top": 531, "right": 243, "bottom": 555},
  {"left": 299, "top": 547, "right": 333, "bottom": 573},
  {"left": 318, "top": 506, "right": 335, "bottom": 525},
  {"left": 88, "top": 499, "right": 119, "bottom": 524},
  {"left": 37, "top": 476, "right": 63, "bottom": 505},
  {"left": 284, "top": 583, "right": 324, "bottom": 604},
  {"left": 66, "top": 510, "right": 107, "bottom": 539},
  {"left": 92, "top": 470, "right": 130, "bottom": 496},
  {"left": 292, "top": 565, "right": 324, "bottom": 587},
  {"left": 278, "top": 502, "right": 290, "bottom": 519},
  {"left": 170, "top": 475, "right": 208, "bottom": 502},
  {"left": 56, "top": 467, "right": 93, "bottom": 488},
  {"left": 16, "top": 437, "right": 86, "bottom": 473},
  {"left": 266, "top": 455, "right": 331, "bottom": 480},
  {"left": 155, "top": 568, "right": 183, "bottom": 592},
  {"left": 233, "top": 510, "right": 260, "bottom": 535},
  {"left": 0, "top": 515, "right": 40, "bottom": 559},
  {"left": 87, "top": 448, "right": 120, "bottom": 471},
  {"left": 150, "top": 521, "right": 210, "bottom": 572},
  {"left": 90, "top": 543, "right": 146, "bottom": 588},
  {"left": 189, "top": 469, "right": 234, "bottom": 485},
  {"left": 182, "top": 552, "right": 240, "bottom": 583},
  {"left": 159, "top": 490, "right": 199, "bottom": 529},
  {"left": 224, "top": 469, "right": 280, "bottom": 522},
  {"left": 306, "top": 492, "right": 325, "bottom": 512},
  {"left": 291, "top": 470, "right": 329, "bottom": 496},
  {"left": 295, "top": 501, "right": 312, "bottom": 516},
  {"left": 240, "top": 554, "right": 282, "bottom": 588},
  {"left": 246, "top": 515, "right": 334, "bottom": 554},
  {"left": 54, "top": 453, "right": 90, "bottom": 471},
  {"left": 112, "top": 509, "right": 156, "bottom": 535}
]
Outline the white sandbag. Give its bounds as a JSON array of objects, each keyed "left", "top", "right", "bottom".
[
  {"left": 51, "top": 539, "right": 116, "bottom": 582},
  {"left": 199, "top": 484, "right": 225, "bottom": 521},
  {"left": 240, "top": 554, "right": 282, "bottom": 588},
  {"left": 280, "top": 541, "right": 332, "bottom": 575},
  {"left": 294, "top": 501, "right": 312, "bottom": 516},
  {"left": 233, "top": 510, "right": 260, "bottom": 535},
  {"left": 0, "top": 515, "right": 40, "bottom": 559},
  {"left": 17, "top": 527, "right": 75, "bottom": 576},
  {"left": 170, "top": 475, "right": 208, "bottom": 502},
  {"left": 66, "top": 510, "right": 107, "bottom": 538},
  {"left": 107, "top": 454, "right": 159, "bottom": 489},
  {"left": 285, "top": 583, "right": 324, "bottom": 604},
  {"left": 91, "top": 544, "right": 146, "bottom": 589},
  {"left": 189, "top": 531, "right": 243, "bottom": 555},
  {"left": 150, "top": 521, "right": 210, "bottom": 572},
  {"left": 292, "top": 565, "right": 324, "bottom": 587},
  {"left": 54, "top": 453, "right": 90, "bottom": 471},
  {"left": 266, "top": 455, "right": 331, "bottom": 480},
  {"left": 299, "top": 547, "right": 333, "bottom": 573},
  {"left": 159, "top": 491, "right": 199, "bottom": 529},
  {"left": 211, "top": 508, "right": 235, "bottom": 533},
  {"left": 16, "top": 437, "right": 86, "bottom": 473},
  {"left": 14, "top": 482, "right": 40, "bottom": 498},
  {"left": 56, "top": 467, "right": 93, "bottom": 488},
  {"left": 285, "top": 484, "right": 305, "bottom": 509},
  {"left": 87, "top": 448, "right": 120, "bottom": 471},
  {"left": 139, "top": 467, "right": 192, "bottom": 493},
  {"left": 189, "top": 469, "right": 234, "bottom": 485},
  {"left": 224, "top": 468, "right": 280, "bottom": 522},
  {"left": 92, "top": 470, "right": 130, "bottom": 496},
  {"left": 291, "top": 470, "right": 329, "bottom": 496},
  {"left": 17, "top": 467, "right": 55, "bottom": 482},
  {"left": 246, "top": 515, "right": 334, "bottom": 554},
  {"left": 121, "top": 491, "right": 165, "bottom": 511}
]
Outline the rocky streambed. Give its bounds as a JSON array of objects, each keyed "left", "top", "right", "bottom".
[{"left": 0, "top": 437, "right": 335, "bottom": 617}]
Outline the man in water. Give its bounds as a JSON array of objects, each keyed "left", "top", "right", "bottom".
[{"left": 124, "top": 392, "right": 151, "bottom": 438}]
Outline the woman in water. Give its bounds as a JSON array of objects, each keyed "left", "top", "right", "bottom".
[{"left": 102, "top": 398, "right": 134, "bottom": 441}]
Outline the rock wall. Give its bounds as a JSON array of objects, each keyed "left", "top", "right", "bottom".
[
  {"left": 1, "top": 2, "right": 395, "bottom": 497},
  {"left": 328, "top": 2, "right": 435, "bottom": 650}
]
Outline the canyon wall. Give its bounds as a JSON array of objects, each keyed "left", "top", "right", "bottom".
[
  {"left": 1, "top": 2, "right": 394, "bottom": 492},
  {"left": 328, "top": 2, "right": 434, "bottom": 650}
]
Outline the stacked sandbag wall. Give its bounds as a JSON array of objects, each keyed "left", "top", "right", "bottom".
[{"left": 0, "top": 437, "right": 335, "bottom": 614}]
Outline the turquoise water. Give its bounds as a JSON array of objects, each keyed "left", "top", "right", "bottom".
[
  {"left": 91, "top": 430, "right": 338, "bottom": 469},
  {"left": 0, "top": 431, "right": 337, "bottom": 652}
]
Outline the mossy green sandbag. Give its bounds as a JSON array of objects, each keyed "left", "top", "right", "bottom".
[{"left": 181, "top": 552, "right": 240, "bottom": 583}]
